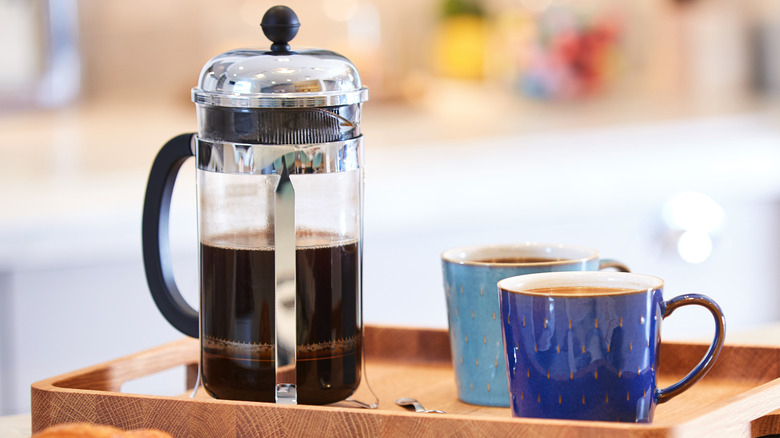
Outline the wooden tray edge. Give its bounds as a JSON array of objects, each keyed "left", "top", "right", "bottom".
[{"left": 30, "top": 326, "right": 780, "bottom": 437}]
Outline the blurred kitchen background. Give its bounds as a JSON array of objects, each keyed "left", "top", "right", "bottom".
[{"left": 1, "top": 0, "right": 780, "bottom": 416}]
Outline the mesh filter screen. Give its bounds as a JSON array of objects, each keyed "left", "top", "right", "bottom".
[{"left": 199, "top": 105, "right": 360, "bottom": 145}]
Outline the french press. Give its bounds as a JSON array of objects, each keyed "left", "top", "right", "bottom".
[{"left": 142, "top": 5, "right": 368, "bottom": 405}]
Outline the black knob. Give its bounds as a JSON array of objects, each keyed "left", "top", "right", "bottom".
[{"left": 261, "top": 5, "right": 300, "bottom": 53}]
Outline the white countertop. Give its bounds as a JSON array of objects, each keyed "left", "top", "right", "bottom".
[
  {"left": 2, "top": 98, "right": 780, "bottom": 329},
  {"left": 0, "top": 414, "right": 29, "bottom": 438},
  {"left": 3, "top": 97, "right": 780, "bottom": 270}
]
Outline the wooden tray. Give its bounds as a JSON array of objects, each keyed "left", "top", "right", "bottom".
[{"left": 31, "top": 325, "right": 780, "bottom": 437}]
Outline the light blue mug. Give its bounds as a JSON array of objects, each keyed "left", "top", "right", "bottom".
[{"left": 441, "top": 243, "right": 628, "bottom": 407}]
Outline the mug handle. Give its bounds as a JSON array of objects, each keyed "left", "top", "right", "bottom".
[
  {"left": 656, "top": 294, "right": 726, "bottom": 404},
  {"left": 141, "top": 133, "right": 199, "bottom": 338},
  {"left": 599, "top": 259, "right": 630, "bottom": 272}
]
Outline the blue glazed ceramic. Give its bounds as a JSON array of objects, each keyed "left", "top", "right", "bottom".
[
  {"left": 441, "top": 244, "right": 626, "bottom": 407},
  {"left": 498, "top": 271, "right": 725, "bottom": 422}
]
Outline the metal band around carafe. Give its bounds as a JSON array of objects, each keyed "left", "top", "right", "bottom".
[{"left": 195, "top": 137, "right": 362, "bottom": 175}]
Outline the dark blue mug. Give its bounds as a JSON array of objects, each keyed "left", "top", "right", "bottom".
[{"left": 498, "top": 271, "right": 725, "bottom": 423}]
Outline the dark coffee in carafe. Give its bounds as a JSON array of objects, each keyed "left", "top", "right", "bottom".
[{"left": 200, "top": 232, "right": 360, "bottom": 404}]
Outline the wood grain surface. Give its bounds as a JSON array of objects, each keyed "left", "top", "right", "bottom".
[{"left": 31, "top": 325, "right": 780, "bottom": 437}]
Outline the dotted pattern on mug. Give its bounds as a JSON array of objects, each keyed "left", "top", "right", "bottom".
[
  {"left": 444, "top": 274, "right": 510, "bottom": 407},
  {"left": 502, "top": 290, "right": 664, "bottom": 422}
]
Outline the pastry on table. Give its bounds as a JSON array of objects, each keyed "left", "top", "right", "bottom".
[{"left": 33, "top": 422, "right": 173, "bottom": 437}]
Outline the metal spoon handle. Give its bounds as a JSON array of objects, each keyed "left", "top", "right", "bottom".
[{"left": 395, "top": 398, "right": 446, "bottom": 414}]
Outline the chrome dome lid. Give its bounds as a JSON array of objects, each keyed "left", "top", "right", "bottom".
[{"left": 191, "top": 5, "right": 368, "bottom": 109}]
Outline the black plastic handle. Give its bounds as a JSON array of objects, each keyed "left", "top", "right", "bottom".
[{"left": 142, "top": 133, "right": 199, "bottom": 338}]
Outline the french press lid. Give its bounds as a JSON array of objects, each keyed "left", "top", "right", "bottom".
[{"left": 192, "top": 6, "right": 369, "bottom": 109}]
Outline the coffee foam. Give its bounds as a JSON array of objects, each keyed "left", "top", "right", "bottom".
[
  {"left": 442, "top": 243, "right": 597, "bottom": 266},
  {"left": 499, "top": 271, "right": 663, "bottom": 296},
  {"left": 202, "top": 229, "right": 358, "bottom": 251}
]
